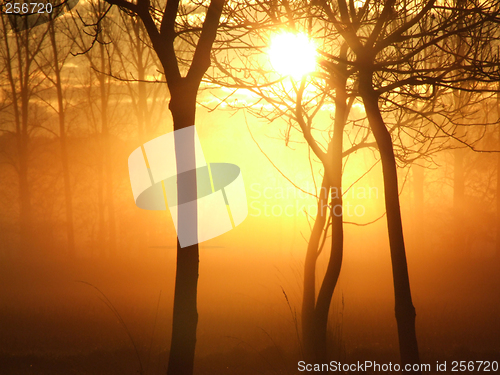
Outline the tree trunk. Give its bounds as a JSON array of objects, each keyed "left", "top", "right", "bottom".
[
  {"left": 497, "top": 124, "right": 500, "bottom": 258},
  {"left": 108, "top": 1, "right": 225, "bottom": 372},
  {"left": 453, "top": 145, "right": 465, "bottom": 251},
  {"left": 19, "top": 51, "right": 32, "bottom": 252},
  {"left": 302, "top": 46, "right": 348, "bottom": 362},
  {"left": 452, "top": 93, "right": 466, "bottom": 252},
  {"left": 99, "top": 42, "right": 117, "bottom": 256},
  {"left": 361, "top": 74, "right": 421, "bottom": 371},
  {"left": 18, "top": 128, "right": 31, "bottom": 250},
  {"left": 302, "top": 176, "right": 329, "bottom": 362},
  {"left": 413, "top": 164, "right": 424, "bottom": 239},
  {"left": 453, "top": 10, "right": 467, "bottom": 254},
  {"left": 60, "top": 127, "right": 76, "bottom": 256},
  {"left": 166, "top": 82, "right": 200, "bottom": 375},
  {"left": 97, "top": 143, "right": 106, "bottom": 258},
  {"left": 2, "top": 15, "right": 35, "bottom": 253},
  {"left": 136, "top": 30, "right": 148, "bottom": 142},
  {"left": 312, "top": 72, "right": 346, "bottom": 362},
  {"left": 49, "top": 20, "right": 76, "bottom": 257},
  {"left": 497, "top": 91, "right": 500, "bottom": 257}
]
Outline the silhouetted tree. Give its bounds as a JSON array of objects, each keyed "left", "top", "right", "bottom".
[
  {"left": 113, "top": 12, "right": 167, "bottom": 143},
  {"left": 317, "top": 0, "right": 500, "bottom": 369},
  {"left": 69, "top": 0, "right": 122, "bottom": 257},
  {"left": 112, "top": 12, "right": 170, "bottom": 253},
  {"left": 0, "top": 14, "right": 48, "bottom": 251},
  {"left": 89, "top": 0, "right": 226, "bottom": 373},
  {"left": 40, "top": 10, "right": 77, "bottom": 256},
  {"left": 205, "top": 2, "right": 376, "bottom": 362},
  {"left": 497, "top": 90, "right": 500, "bottom": 255}
]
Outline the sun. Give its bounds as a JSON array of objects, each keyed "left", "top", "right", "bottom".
[{"left": 269, "top": 32, "right": 318, "bottom": 80}]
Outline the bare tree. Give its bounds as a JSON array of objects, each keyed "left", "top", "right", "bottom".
[
  {"left": 83, "top": 0, "right": 226, "bottom": 373},
  {"left": 113, "top": 12, "right": 168, "bottom": 142},
  {"left": 497, "top": 90, "right": 500, "bottom": 256},
  {"left": 0, "top": 14, "right": 49, "bottom": 251},
  {"left": 205, "top": 2, "right": 377, "bottom": 362},
  {"left": 316, "top": 0, "right": 500, "bottom": 369},
  {"left": 35, "top": 9, "right": 78, "bottom": 256},
  {"left": 69, "top": 0, "right": 122, "bottom": 257}
]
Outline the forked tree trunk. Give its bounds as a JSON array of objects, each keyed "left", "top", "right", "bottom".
[
  {"left": 360, "top": 73, "right": 421, "bottom": 372},
  {"left": 302, "top": 176, "right": 329, "bottom": 362},
  {"left": 312, "top": 76, "right": 346, "bottom": 363},
  {"left": 302, "top": 48, "right": 347, "bottom": 362}
]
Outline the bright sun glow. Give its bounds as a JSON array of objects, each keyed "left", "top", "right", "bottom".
[{"left": 269, "top": 32, "right": 317, "bottom": 79}]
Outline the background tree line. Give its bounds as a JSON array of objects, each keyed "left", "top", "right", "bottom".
[{"left": 1, "top": 1, "right": 500, "bottom": 374}]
